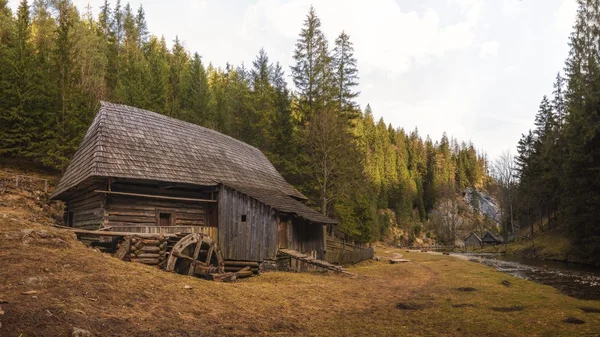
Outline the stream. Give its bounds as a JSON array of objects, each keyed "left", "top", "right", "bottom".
[{"left": 454, "top": 253, "right": 600, "bottom": 300}]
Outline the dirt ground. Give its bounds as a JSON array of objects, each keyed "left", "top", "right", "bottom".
[{"left": 1, "top": 171, "right": 600, "bottom": 336}]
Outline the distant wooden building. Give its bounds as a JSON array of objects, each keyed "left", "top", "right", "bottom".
[
  {"left": 464, "top": 233, "right": 482, "bottom": 248},
  {"left": 481, "top": 231, "right": 503, "bottom": 245},
  {"left": 51, "top": 102, "right": 336, "bottom": 267}
]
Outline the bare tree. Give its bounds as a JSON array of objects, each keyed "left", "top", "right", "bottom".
[
  {"left": 491, "top": 150, "right": 517, "bottom": 239},
  {"left": 300, "top": 107, "right": 360, "bottom": 215},
  {"left": 430, "top": 184, "right": 462, "bottom": 246}
]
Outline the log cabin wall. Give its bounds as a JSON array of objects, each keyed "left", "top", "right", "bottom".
[
  {"left": 218, "top": 186, "right": 279, "bottom": 262},
  {"left": 65, "top": 182, "right": 106, "bottom": 229},
  {"left": 102, "top": 179, "right": 214, "bottom": 235}
]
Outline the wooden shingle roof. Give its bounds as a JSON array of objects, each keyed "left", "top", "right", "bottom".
[
  {"left": 51, "top": 102, "right": 306, "bottom": 201},
  {"left": 465, "top": 232, "right": 482, "bottom": 242},
  {"left": 226, "top": 184, "right": 337, "bottom": 224}
]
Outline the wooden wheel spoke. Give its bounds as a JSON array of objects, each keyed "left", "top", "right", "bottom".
[
  {"left": 188, "top": 239, "right": 203, "bottom": 276},
  {"left": 173, "top": 251, "right": 195, "bottom": 262},
  {"left": 205, "top": 245, "right": 214, "bottom": 266}
]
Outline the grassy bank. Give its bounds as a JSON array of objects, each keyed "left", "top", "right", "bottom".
[{"left": 477, "top": 229, "right": 589, "bottom": 264}]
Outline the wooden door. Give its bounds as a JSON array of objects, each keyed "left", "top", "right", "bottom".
[{"left": 278, "top": 221, "right": 288, "bottom": 248}]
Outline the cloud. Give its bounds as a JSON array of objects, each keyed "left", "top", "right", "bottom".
[
  {"left": 554, "top": 0, "right": 577, "bottom": 37},
  {"left": 479, "top": 40, "right": 499, "bottom": 58},
  {"left": 502, "top": 0, "right": 525, "bottom": 18},
  {"left": 242, "top": 0, "right": 485, "bottom": 75}
]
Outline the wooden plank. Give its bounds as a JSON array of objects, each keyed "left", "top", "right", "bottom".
[
  {"left": 95, "top": 190, "right": 216, "bottom": 203},
  {"left": 114, "top": 238, "right": 131, "bottom": 260},
  {"left": 106, "top": 204, "right": 205, "bottom": 214},
  {"left": 67, "top": 228, "right": 177, "bottom": 238}
]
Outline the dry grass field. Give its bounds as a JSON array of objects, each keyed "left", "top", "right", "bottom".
[{"left": 1, "top": 170, "right": 599, "bottom": 336}]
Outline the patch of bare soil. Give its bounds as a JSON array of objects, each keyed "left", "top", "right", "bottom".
[
  {"left": 562, "top": 317, "right": 585, "bottom": 324},
  {"left": 455, "top": 287, "right": 477, "bottom": 292},
  {"left": 452, "top": 304, "right": 477, "bottom": 308},
  {"left": 490, "top": 306, "right": 525, "bottom": 312}
]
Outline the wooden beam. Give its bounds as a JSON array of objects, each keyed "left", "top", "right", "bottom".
[
  {"left": 64, "top": 227, "right": 179, "bottom": 238},
  {"left": 93, "top": 190, "right": 217, "bottom": 203}
]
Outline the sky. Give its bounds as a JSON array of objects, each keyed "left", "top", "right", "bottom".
[{"left": 9, "top": 0, "right": 579, "bottom": 160}]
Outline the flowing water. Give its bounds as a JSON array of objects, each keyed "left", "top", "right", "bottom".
[{"left": 456, "top": 253, "right": 600, "bottom": 300}]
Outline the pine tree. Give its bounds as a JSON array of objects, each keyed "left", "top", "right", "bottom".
[
  {"left": 332, "top": 31, "right": 360, "bottom": 119},
  {"left": 145, "top": 36, "right": 169, "bottom": 114},
  {"left": 135, "top": 5, "right": 148, "bottom": 46},
  {"left": 167, "top": 36, "right": 188, "bottom": 118},
  {"left": 291, "top": 6, "right": 332, "bottom": 122},
  {"left": 249, "top": 48, "right": 275, "bottom": 149},
  {"left": 552, "top": 72, "right": 566, "bottom": 130},
  {"left": 181, "top": 52, "right": 211, "bottom": 125}
]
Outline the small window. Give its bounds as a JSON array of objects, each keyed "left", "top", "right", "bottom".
[
  {"left": 156, "top": 208, "right": 176, "bottom": 226},
  {"left": 241, "top": 214, "right": 247, "bottom": 222},
  {"left": 159, "top": 212, "right": 173, "bottom": 226}
]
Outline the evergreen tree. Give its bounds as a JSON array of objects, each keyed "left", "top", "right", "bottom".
[
  {"left": 332, "top": 31, "right": 360, "bottom": 119},
  {"left": 145, "top": 36, "right": 169, "bottom": 114},
  {"left": 249, "top": 48, "right": 275, "bottom": 149},
  {"left": 167, "top": 36, "right": 188, "bottom": 118},
  {"left": 552, "top": 72, "right": 566, "bottom": 130},
  {"left": 291, "top": 6, "right": 332, "bottom": 122},
  {"left": 135, "top": 5, "right": 148, "bottom": 46},
  {"left": 181, "top": 52, "right": 211, "bottom": 125}
]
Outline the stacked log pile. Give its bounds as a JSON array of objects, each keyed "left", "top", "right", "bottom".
[{"left": 115, "top": 235, "right": 168, "bottom": 266}]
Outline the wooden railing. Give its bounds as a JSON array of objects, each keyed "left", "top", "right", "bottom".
[
  {"left": 324, "top": 237, "right": 374, "bottom": 265},
  {"left": 109, "top": 225, "right": 218, "bottom": 238}
]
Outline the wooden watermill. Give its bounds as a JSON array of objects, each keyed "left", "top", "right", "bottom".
[{"left": 165, "top": 233, "right": 225, "bottom": 278}]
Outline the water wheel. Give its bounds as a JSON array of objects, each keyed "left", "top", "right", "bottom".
[{"left": 165, "top": 233, "right": 225, "bottom": 277}]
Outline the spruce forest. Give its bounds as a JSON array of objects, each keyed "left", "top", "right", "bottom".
[
  {"left": 0, "top": 0, "right": 487, "bottom": 244},
  {"left": 510, "top": 0, "right": 600, "bottom": 262}
]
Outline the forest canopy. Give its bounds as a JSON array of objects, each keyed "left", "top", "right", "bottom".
[{"left": 0, "top": 0, "right": 487, "bottom": 243}]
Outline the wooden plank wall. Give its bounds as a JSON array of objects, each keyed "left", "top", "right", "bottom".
[
  {"left": 324, "top": 237, "right": 374, "bottom": 265},
  {"left": 66, "top": 183, "right": 106, "bottom": 229},
  {"left": 288, "top": 218, "right": 324, "bottom": 260},
  {"left": 218, "top": 186, "right": 278, "bottom": 262},
  {"left": 104, "top": 194, "right": 208, "bottom": 229}
]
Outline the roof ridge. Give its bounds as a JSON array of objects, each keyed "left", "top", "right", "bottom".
[{"left": 99, "top": 101, "right": 266, "bottom": 157}]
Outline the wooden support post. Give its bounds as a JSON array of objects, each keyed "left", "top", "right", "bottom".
[{"left": 322, "top": 224, "right": 327, "bottom": 260}]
